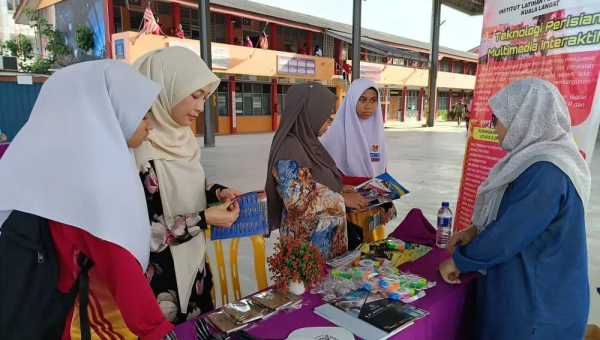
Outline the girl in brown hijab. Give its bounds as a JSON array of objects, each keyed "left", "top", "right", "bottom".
[{"left": 265, "top": 82, "right": 365, "bottom": 260}]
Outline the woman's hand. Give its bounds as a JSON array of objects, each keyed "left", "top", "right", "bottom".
[
  {"left": 204, "top": 200, "right": 240, "bottom": 227},
  {"left": 0, "top": 134, "right": 6, "bottom": 143},
  {"left": 342, "top": 192, "right": 368, "bottom": 210},
  {"left": 342, "top": 185, "right": 357, "bottom": 193},
  {"left": 218, "top": 188, "right": 242, "bottom": 202},
  {"left": 446, "top": 225, "right": 478, "bottom": 254},
  {"left": 438, "top": 258, "right": 461, "bottom": 284}
]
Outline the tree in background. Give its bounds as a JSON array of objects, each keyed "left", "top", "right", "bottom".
[
  {"left": 2, "top": 34, "right": 34, "bottom": 62},
  {"left": 12, "top": 8, "right": 74, "bottom": 74}
]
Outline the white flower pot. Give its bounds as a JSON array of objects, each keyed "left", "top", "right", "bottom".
[{"left": 288, "top": 280, "right": 306, "bottom": 295}]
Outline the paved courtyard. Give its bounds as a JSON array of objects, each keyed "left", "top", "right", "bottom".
[{"left": 198, "top": 122, "right": 600, "bottom": 323}]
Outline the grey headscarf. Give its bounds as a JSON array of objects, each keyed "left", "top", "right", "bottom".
[{"left": 472, "top": 78, "right": 591, "bottom": 232}]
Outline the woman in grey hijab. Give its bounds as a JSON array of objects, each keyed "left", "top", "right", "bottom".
[{"left": 440, "top": 78, "right": 591, "bottom": 340}]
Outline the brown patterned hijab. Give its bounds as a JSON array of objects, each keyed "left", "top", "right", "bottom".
[{"left": 265, "top": 82, "right": 342, "bottom": 232}]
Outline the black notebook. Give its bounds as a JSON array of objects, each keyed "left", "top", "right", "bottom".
[{"left": 314, "top": 289, "right": 428, "bottom": 340}]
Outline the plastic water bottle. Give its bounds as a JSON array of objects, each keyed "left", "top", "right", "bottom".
[{"left": 436, "top": 202, "right": 453, "bottom": 248}]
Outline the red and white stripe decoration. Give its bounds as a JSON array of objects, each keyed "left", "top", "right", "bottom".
[{"left": 142, "top": 2, "right": 158, "bottom": 33}]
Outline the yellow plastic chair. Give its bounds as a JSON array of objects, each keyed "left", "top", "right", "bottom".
[
  {"left": 348, "top": 208, "right": 387, "bottom": 243},
  {"left": 206, "top": 227, "right": 268, "bottom": 306}
]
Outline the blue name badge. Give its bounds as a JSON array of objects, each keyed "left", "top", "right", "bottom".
[{"left": 370, "top": 152, "right": 381, "bottom": 162}]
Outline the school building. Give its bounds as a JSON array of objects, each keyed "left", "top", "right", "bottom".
[{"left": 13, "top": 0, "right": 478, "bottom": 135}]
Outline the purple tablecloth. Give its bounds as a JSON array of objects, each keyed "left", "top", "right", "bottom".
[
  {"left": 0, "top": 143, "right": 9, "bottom": 159},
  {"left": 176, "top": 209, "right": 476, "bottom": 340},
  {"left": 175, "top": 249, "right": 476, "bottom": 340}
]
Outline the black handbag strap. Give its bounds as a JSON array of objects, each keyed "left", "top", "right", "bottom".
[{"left": 77, "top": 253, "right": 94, "bottom": 340}]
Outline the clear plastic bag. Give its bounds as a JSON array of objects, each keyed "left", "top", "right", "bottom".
[{"left": 313, "top": 266, "right": 436, "bottom": 304}]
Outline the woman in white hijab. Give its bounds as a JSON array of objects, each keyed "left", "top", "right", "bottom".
[
  {"left": 0, "top": 60, "right": 177, "bottom": 340},
  {"left": 133, "top": 47, "right": 241, "bottom": 324},
  {"left": 321, "top": 78, "right": 393, "bottom": 247},
  {"left": 439, "top": 78, "right": 590, "bottom": 340}
]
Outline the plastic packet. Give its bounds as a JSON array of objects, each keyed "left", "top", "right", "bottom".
[
  {"left": 359, "top": 277, "right": 380, "bottom": 292},
  {"left": 332, "top": 267, "right": 354, "bottom": 280},
  {"left": 221, "top": 299, "right": 263, "bottom": 324},
  {"left": 398, "top": 271, "right": 437, "bottom": 290},
  {"left": 206, "top": 311, "right": 248, "bottom": 333},
  {"left": 386, "top": 238, "right": 406, "bottom": 251},
  {"left": 251, "top": 289, "right": 293, "bottom": 311},
  {"left": 353, "top": 266, "right": 377, "bottom": 280},
  {"left": 312, "top": 271, "right": 361, "bottom": 301},
  {"left": 356, "top": 259, "right": 380, "bottom": 268}
]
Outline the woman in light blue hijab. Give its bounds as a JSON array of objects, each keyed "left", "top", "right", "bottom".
[{"left": 440, "top": 78, "right": 590, "bottom": 340}]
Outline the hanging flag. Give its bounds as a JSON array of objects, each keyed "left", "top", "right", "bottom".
[{"left": 142, "top": 2, "right": 158, "bottom": 34}]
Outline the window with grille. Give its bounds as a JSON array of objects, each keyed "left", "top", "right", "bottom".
[
  {"left": 215, "top": 13, "right": 226, "bottom": 25},
  {"left": 439, "top": 59, "right": 451, "bottom": 72},
  {"left": 217, "top": 82, "right": 229, "bottom": 117},
  {"left": 234, "top": 83, "right": 272, "bottom": 116},
  {"left": 7, "top": 0, "right": 20, "bottom": 11},
  {"left": 323, "top": 35, "right": 334, "bottom": 58},
  {"left": 280, "top": 27, "right": 296, "bottom": 38},
  {"left": 392, "top": 58, "right": 405, "bottom": 66},
  {"left": 180, "top": 7, "right": 201, "bottom": 39},
  {"left": 214, "top": 25, "right": 226, "bottom": 43},
  {"left": 465, "top": 62, "right": 477, "bottom": 75},
  {"left": 366, "top": 52, "right": 385, "bottom": 64},
  {"left": 157, "top": 2, "right": 171, "bottom": 15},
  {"left": 453, "top": 60, "right": 464, "bottom": 74},
  {"left": 406, "top": 91, "right": 420, "bottom": 111},
  {"left": 130, "top": 10, "right": 144, "bottom": 32},
  {"left": 438, "top": 92, "right": 449, "bottom": 111},
  {"left": 313, "top": 33, "right": 324, "bottom": 55},
  {"left": 342, "top": 42, "right": 350, "bottom": 61},
  {"left": 277, "top": 85, "right": 292, "bottom": 114},
  {"left": 113, "top": 5, "right": 123, "bottom": 33},
  {"left": 379, "top": 88, "right": 387, "bottom": 103}
]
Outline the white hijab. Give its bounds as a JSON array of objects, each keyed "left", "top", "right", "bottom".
[
  {"left": 133, "top": 47, "right": 220, "bottom": 311},
  {"left": 0, "top": 60, "right": 161, "bottom": 269},
  {"left": 321, "top": 78, "right": 388, "bottom": 177},
  {"left": 472, "top": 78, "right": 591, "bottom": 232}
]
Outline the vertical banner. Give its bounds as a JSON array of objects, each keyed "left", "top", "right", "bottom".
[{"left": 455, "top": 0, "right": 600, "bottom": 231}]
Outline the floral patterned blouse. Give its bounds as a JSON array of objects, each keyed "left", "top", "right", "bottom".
[
  {"left": 140, "top": 161, "right": 224, "bottom": 252},
  {"left": 273, "top": 159, "right": 348, "bottom": 260},
  {"left": 140, "top": 161, "right": 225, "bottom": 324}
]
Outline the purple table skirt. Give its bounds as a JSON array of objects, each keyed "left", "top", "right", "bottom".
[
  {"left": 175, "top": 248, "right": 476, "bottom": 340},
  {"left": 0, "top": 143, "right": 9, "bottom": 159}
]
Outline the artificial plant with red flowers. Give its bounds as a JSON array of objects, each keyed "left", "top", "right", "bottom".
[{"left": 267, "top": 236, "right": 326, "bottom": 294}]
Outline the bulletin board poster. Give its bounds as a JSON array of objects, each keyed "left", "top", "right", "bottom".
[{"left": 454, "top": 0, "right": 600, "bottom": 231}]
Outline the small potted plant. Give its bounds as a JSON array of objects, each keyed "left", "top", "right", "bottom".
[{"left": 267, "top": 236, "right": 326, "bottom": 295}]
